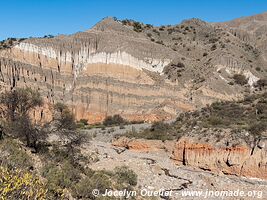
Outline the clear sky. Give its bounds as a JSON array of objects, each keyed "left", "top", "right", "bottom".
[{"left": 1, "top": 0, "right": 267, "bottom": 40}]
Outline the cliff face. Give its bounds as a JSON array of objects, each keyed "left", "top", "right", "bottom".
[
  {"left": 172, "top": 137, "right": 267, "bottom": 180},
  {"left": 0, "top": 22, "right": 192, "bottom": 123},
  {"left": 112, "top": 136, "right": 267, "bottom": 180},
  {"left": 0, "top": 53, "right": 188, "bottom": 123},
  {"left": 0, "top": 16, "right": 266, "bottom": 123}
]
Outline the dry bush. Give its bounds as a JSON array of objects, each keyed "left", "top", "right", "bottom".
[
  {"left": 0, "top": 167, "right": 47, "bottom": 200},
  {"left": 232, "top": 74, "right": 248, "bottom": 85}
]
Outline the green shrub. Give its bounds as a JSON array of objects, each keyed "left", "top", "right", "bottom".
[
  {"left": 206, "top": 116, "right": 224, "bottom": 126},
  {"left": 232, "top": 74, "right": 248, "bottom": 85},
  {"left": 124, "top": 121, "right": 178, "bottom": 141},
  {"left": 119, "top": 125, "right": 125, "bottom": 129},
  {"left": 156, "top": 40, "right": 164, "bottom": 45},
  {"left": 43, "top": 144, "right": 85, "bottom": 166},
  {"left": 150, "top": 121, "right": 171, "bottom": 132},
  {"left": 78, "top": 119, "right": 88, "bottom": 125},
  {"left": 130, "top": 120, "right": 144, "bottom": 124},
  {"left": 145, "top": 131, "right": 175, "bottom": 141},
  {"left": 114, "top": 166, "right": 137, "bottom": 186},
  {"left": 42, "top": 161, "right": 81, "bottom": 195},
  {"left": 0, "top": 139, "right": 33, "bottom": 169},
  {"left": 203, "top": 52, "right": 208, "bottom": 57},
  {"left": 76, "top": 122, "right": 85, "bottom": 129},
  {"left": 255, "top": 67, "right": 261, "bottom": 71},
  {"left": 209, "top": 38, "right": 219, "bottom": 43},
  {"left": 255, "top": 78, "right": 267, "bottom": 89},
  {"left": 177, "top": 93, "right": 267, "bottom": 136},
  {"left": 76, "top": 119, "right": 89, "bottom": 129},
  {"left": 53, "top": 102, "right": 76, "bottom": 130},
  {"left": 0, "top": 125, "right": 3, "bottom": 140},
  {"left": 73, "top": 171, "right": 112, "bottom": 199},
  {"left": 211, "top": 44, "right": 217, "bottom": 51},
  {"left": 103, "top": 114, "right": 127, "bottom": 126},
  {"left": 133, "top": 22, "right": 143, "bottom": 32},
  {"left": 248, "top": 122, "right": 267, "bottom": 136},
  {"left": 72, "top": 166, "right": 137, "bottom": 199},
  {"left": 145, "top": 24, "right": 153, "bottom": 29},
  {"left": 121, "top": 19, "right": 130, "bottom": 25}
]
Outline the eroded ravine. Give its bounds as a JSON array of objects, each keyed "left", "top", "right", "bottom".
[{"left": 79, "top": 125, "right": 267, "bottom": 200}]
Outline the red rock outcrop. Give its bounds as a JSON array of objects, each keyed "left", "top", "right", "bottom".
[
  {"left": 113, "top": 136, "right": 267, "bottom": 180},
  {"left": 112, "top": 137, "right": 175, "bottom": 152},
  {"left": 172, "top": 137, "right": 267, "bottom": 179}
]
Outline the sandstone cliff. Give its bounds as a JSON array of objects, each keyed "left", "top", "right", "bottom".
[
  {"left": 0, "top": 15, "right": 266, "bottom": 123},
  {"left": 172, "top": 136, "right": 267, "bottom": 180},
  {"left": 112, "top": 135, "right": 267, "bottom": 180}
]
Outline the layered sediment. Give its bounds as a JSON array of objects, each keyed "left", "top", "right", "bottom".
[
  {"left": 1, "top": 16, "right": 266, "bottom": 122},
  {"left": 113, "top": 136, "right": 267, "bottom": 180},
  {"left": 0, "top": 39, "right": 192, "bottom": 123}
]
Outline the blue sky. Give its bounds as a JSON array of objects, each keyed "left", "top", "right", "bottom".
[{"left": 0, "top": 0, "right": 266, "bottom": 40}]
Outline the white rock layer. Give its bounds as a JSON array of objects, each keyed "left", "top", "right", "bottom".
[{"left": 15, "top": 42, "right": 171, "bottom": 73}]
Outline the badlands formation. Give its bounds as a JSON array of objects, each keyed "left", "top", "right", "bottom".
[
  {"left": 0, "top": 12, "right": 267, "bottom": 197},
  {"left": 1, "top": 14, "right": 267, "bottom": 123}
]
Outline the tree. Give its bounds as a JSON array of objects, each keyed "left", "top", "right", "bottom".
[
  {"left": 50, "top": 102, "right": 86, "bottom": 147},
  {"left": 0, "top": 88, "right": 83, "bottom": 151},
  {"left": 53, "top": 102, "right": 76, "bottom": 131},
  {"left": 0, "top": 88, "right": 42, "bottom": 121},
  {"left": 0, "top": 88, "right": 43, "bottom": 149}
]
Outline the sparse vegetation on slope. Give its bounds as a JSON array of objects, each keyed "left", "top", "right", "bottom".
[
  {"left": 72, "top": 166, "right": 137, "bottom": 199},
  {"left": 123, "top": 92, "right": 267, "bottom": 142},
  {"left": 0, "top": 88, "right": 139, "bottom": 200},
  {"left": 124, "top": 121, "right": 182, "bottom": 141},
  {"left": 0, "top": 38, "right": 25, "bottom": 49},
  {"left": 176, "top": 92, "right": 267, "bottom": 137},
  {"left": 0, "top": 138, "right": 33, "bottom": 169}
]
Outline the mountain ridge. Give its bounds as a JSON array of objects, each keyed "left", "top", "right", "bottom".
[{"left": 0, "top": 12, "right": 266, "bottom": 123}]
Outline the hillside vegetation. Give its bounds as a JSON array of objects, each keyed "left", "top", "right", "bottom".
[
  {"left": 124, "top": 92, "right": 267, "bottom": 142},
  {"left": 0, "top": 88, "right": 138, "bottom": 199}
]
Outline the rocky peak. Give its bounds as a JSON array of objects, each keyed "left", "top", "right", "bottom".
[
  {"left": 180, "top": 18, "right": 210, "bottom": 27},
  {"left": 90, "top": 17, "right": 139, "bottom": 37},
  {"left": 91, "top": 17, "right": 118, "bottom": 31}
]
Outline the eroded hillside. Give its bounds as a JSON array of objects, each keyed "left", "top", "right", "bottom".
[{"left": 0, "top": 15, "right": 267, "bottom": 123}]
